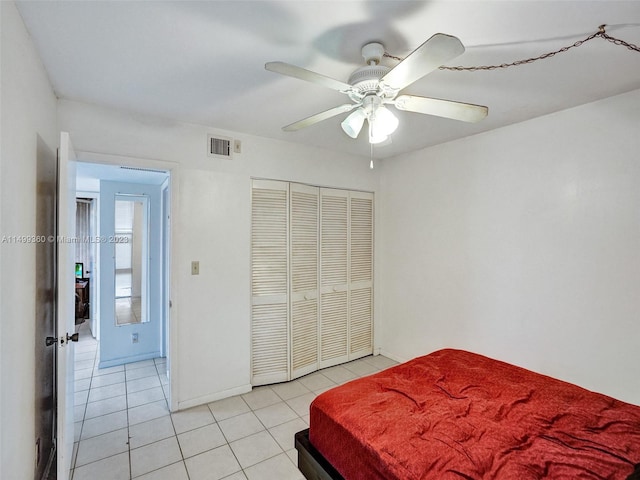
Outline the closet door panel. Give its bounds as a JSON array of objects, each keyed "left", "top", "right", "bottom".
[
  {"left": 290, "top": 183, "right": 319, "bottom": 379},
  {"left": 291, "top": 299, "right": 318, "bottom": 376},
  {"left": 319, "top": 189, "right": 349, "bottom": 368},
  {"left": 251, "top": 302, "right": 288, "bottom": 383},
  {"left": 251, "top": 180, "right": 289, "bottom": 385},
  {"left": 349, "top": 286, "right": 372, "bottom": 357},
  {"left": 349, "top": 192, "right": 374, "bottom": 359},
  {"left": 320, "top": 289, "right": 348, "bottom": 362},
  {"left": 350, "top": 195, "right": 373, "bottom": 283}
]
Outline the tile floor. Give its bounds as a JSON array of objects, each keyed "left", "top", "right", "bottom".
[{"left": 71, "top": 323, "right": 398, "bottom": 479}]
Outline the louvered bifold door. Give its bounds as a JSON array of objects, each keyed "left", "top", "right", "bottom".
[
  {"left": 290, "top": 183, "right": 319, "bottom": 379},
  {"left": 319, "top": 188, "right": 349, "bottom": 369},
  {"left": 251, "top": 180, "right": 290, "bottom": 385},
  {"left": 349, "top": 192, "right": 374, "bottom": 360}
]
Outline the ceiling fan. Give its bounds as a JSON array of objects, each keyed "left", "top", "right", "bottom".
[{"left": 265, "top": 33, "right": 488, "bottom": 144}]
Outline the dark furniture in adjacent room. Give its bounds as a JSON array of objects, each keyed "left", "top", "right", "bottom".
[{"left": 75, "top": 278, "right": 89, "bottom": 324}]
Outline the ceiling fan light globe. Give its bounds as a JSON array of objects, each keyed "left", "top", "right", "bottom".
[
  {"left": 341, "top": 108, "right": 366, "bottom": 138},
  {"left": 372, "top": 105, "right": 399, "bottom": 136},
  {"left": 368, "top": 121, "right": 388, "bottom": 144},
  {"left": 369, "top": 132, "right": 389, "bottom": 144}
]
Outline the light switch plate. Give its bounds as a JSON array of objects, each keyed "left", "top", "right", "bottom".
[{"left": 191, "top": 261, "right": 199, "bottom": 275}]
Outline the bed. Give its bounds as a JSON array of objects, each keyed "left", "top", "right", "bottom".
[{"left": 295, "top": 349, "right": 640, "bottom": 480}]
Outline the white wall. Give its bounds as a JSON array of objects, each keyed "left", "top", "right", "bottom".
[
  {"left": 57, "top": 99, "right": 379, "bottom": 409},
  {"left": 378, "top": 88, "right": 640, "bottom": 405},
  {"left": 0, "top": 2, "right": 59, "bottom": 478}
]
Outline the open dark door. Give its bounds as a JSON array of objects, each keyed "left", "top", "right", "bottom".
[{"left": 34, "top": 135, "right": 57, "bottom": 479}]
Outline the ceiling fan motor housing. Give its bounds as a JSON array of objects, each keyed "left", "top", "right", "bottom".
[
  {"left": 348, "top": 65, "right": 390, "bottom": 87},
  {"left": 347, "top": 64, "right": 392, "bottom": 101},
  {"left": 347, "top": 42, "right": 398, "bottom": 103}
]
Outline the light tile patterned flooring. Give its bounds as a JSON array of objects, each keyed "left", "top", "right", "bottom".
[{"left": 72, "top": 323, "right": 398, "bottom": 479}]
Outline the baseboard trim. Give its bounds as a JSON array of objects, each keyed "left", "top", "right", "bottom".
[
  {"left": 378, "top": 349, "right": 408, "bottom": 364},
  {"left": 98, "top": 351, "right": 161, "bottom": 369},
  {"left": 176, "top": 383, "right": 252, "bottom": 411}
]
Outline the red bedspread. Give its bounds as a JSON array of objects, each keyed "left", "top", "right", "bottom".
[{"left": 309, "top": 349, "right": 640, "bottom": 480}]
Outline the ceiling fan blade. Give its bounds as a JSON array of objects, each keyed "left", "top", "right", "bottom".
[
  {"left": 266, "top": 61, "right": 353, "bottom": 93},
  {"left": 380, "top": 33, "right": 465, "bottom": 91},
  {"left": 394, "top": 95, "right": 488, "bottom": 123},
  {"left": 283, "top": 103, "right": 358, "bottom": 132}
]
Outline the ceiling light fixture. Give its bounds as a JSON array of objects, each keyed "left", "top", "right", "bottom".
[
  {"left": 267, "top": 33, "right": 488, "bottom": 149},
  {"left": 267, "top": 25, "right": 639, "bottom": 153},
  {"left": 368, "top": 104, "right": 398, "bottom": 144},
  {"left": 341, "top": 95, "right": 399, "bottom": 144},
  {"left": 341, "top": 108, "right": 366, "bottom": 139}
]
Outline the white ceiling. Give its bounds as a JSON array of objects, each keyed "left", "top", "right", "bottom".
[{"left": 16, "top": 1, "right": 640, "bottom": 160}]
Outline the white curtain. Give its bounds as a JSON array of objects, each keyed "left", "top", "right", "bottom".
[{"left": 75, "top": 199, "right": 92, "bottom": 278}]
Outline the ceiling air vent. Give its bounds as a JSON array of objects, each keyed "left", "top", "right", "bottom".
[
  {"left": 208, "top": 134, "right": 233, "bottom": 159},
  {"left": 120, "top": 166, "right": 168, "bottom": 174}
]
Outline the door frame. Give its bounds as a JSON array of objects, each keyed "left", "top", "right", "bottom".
[
  {"left": 75, "top": 151, "right": 180, "bottom": 411},
  {"left": 160, "top": 177, "right": 171, "bottom": 360}
]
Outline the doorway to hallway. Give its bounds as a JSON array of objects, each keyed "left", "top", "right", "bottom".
[{"left": 74, "top": 162, "right": 171, "bottom": 370}]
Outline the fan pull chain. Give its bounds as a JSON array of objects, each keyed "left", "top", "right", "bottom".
[
  {"left": 383, "top": 25, "right": 640, "bottom": 72},
  {"left": 370, "top": 143, "right": 374, "bottom": 170}
]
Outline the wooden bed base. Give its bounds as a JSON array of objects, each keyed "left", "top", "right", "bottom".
[
  {"left": 295, "top": 426, "right": 640, "bottom": 480},
  {"left": 295, "top": 429, "right": 344, "bottom": 480}
]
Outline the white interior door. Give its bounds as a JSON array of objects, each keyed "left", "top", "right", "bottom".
[{"left": 57, "top": 132, "right": 77, "bottom": 480}]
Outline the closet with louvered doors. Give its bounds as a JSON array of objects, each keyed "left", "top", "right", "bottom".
[{"left": 250, "top": 180, "right": 373, "bottom": 386}]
